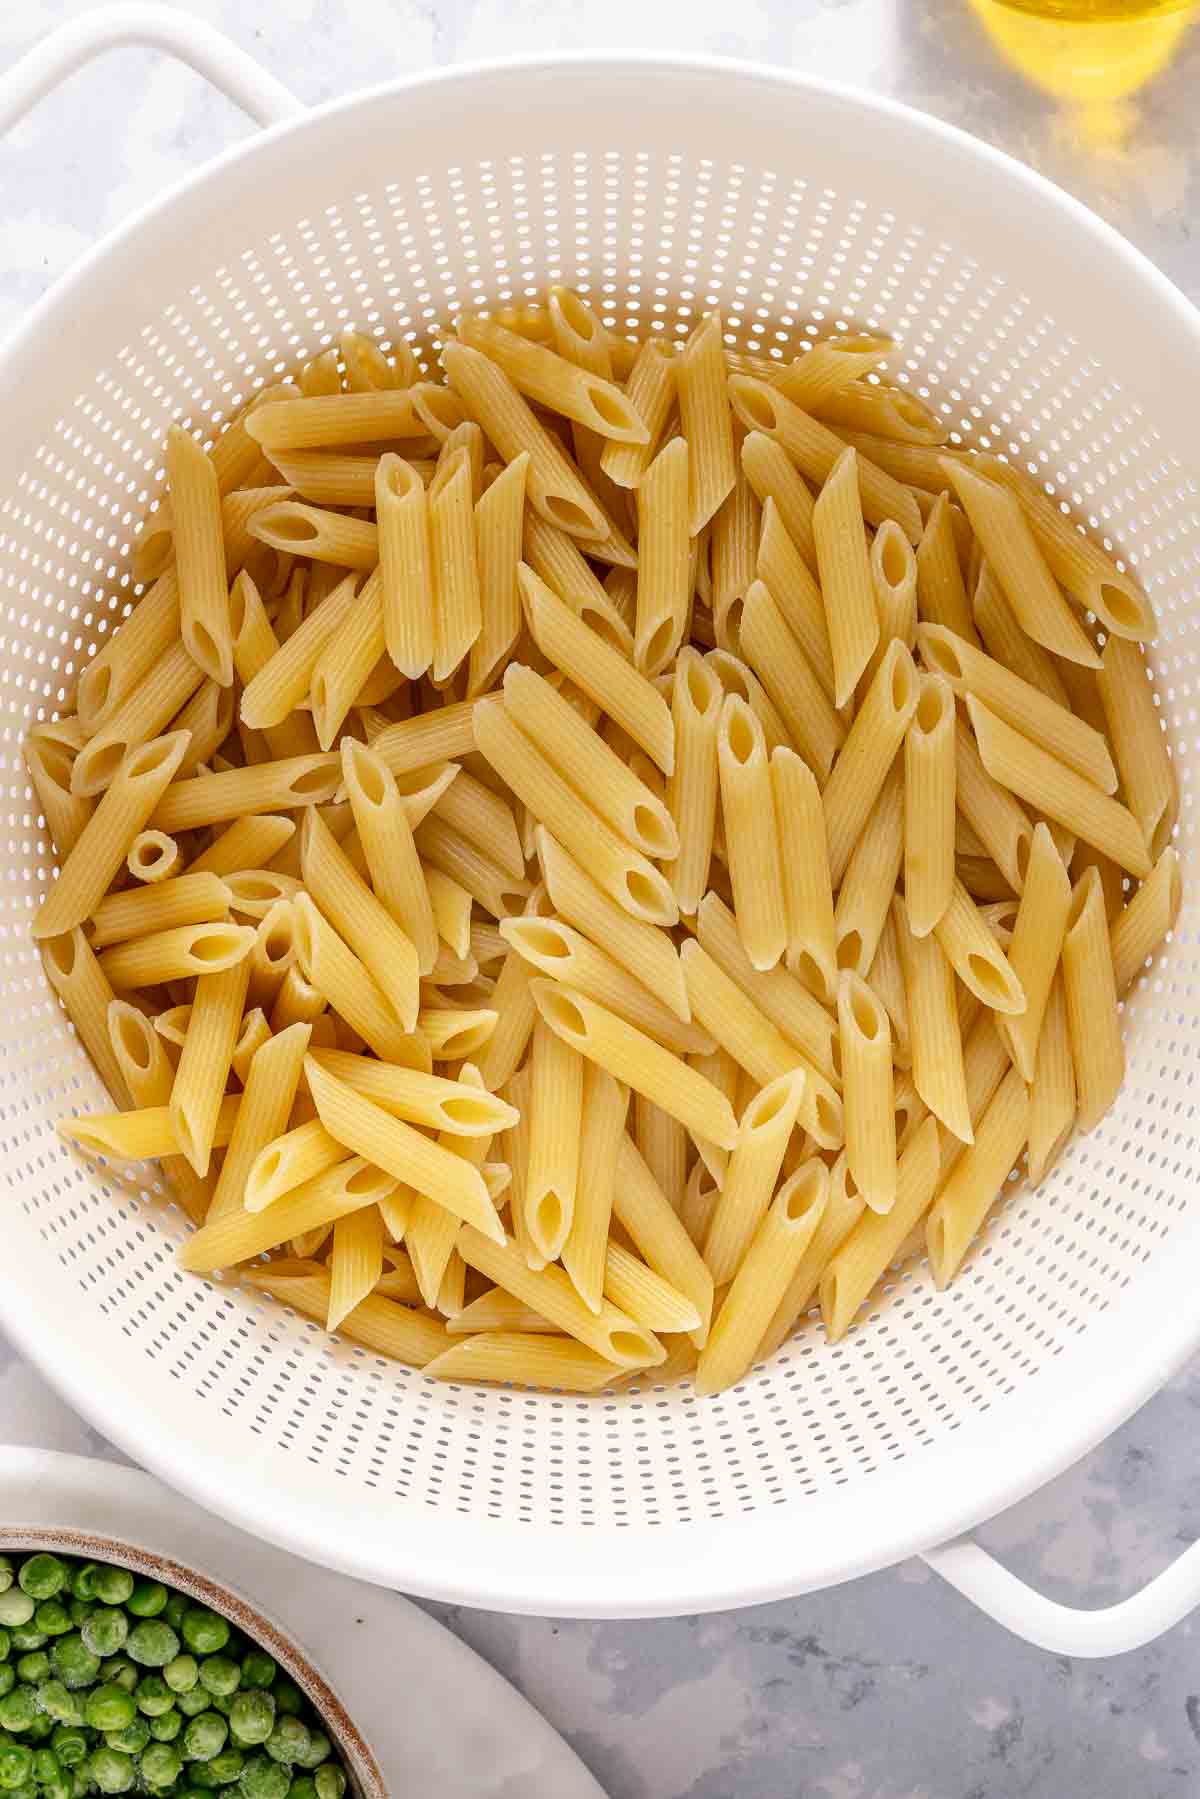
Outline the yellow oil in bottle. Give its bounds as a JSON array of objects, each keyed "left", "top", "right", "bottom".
[{"left": 968, "top": 0, "right": 1196, "bottom": 144}]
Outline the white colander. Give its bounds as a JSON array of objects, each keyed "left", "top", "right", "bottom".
[{"left": 2, "top": 4, "right": 1198, "bottom": 1654}]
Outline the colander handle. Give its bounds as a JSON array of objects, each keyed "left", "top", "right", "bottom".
[
  {"left": 0, "top": 4, "right": 303, "bottom": 137},
  {"left": 923, "top": 1533, "right": 1200, "bottom": 1656}
]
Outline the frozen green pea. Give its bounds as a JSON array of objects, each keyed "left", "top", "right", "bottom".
[
  {"left": 195, "top": 1746, "right": 243, "bottom": 1786},
  {"left": 0, "top": 1598, "right": 33, "bottom": 1633},
  {"left": 313, "top": 1768, "right": 346, "bottom": 1799},
  {"left": 0, "top": 1670, "right": 14, "bottom": 1701},
  {"left": 81, "top": 1610, "right": 126, "bottom": 1660},
  {"left": 25, "top": 1712, "right": 53, "bottom": 1743},
  {"left": 68, "top": 1567, "right": 97, "bottom": 1605},
  {"left": 228, "top": 1691, "right": 274, "bottom": 1747},
  {"left": 126, "top": 1582, "right": 167, "bottom": 1619},
  {"left": 17, "top": 1556, "right": 67, "bottom": 1602},
  {"left": 126, "top": 1621, "right": 179, "bottom": 1669},
  {"left": 34, "top": 1600, "right": 72, "bottom": 1638},
  {"left": 0, "top": 1627, "right": 9, "bottom": 1661},
  {"left": 270, "top": 1679, "right": 302, "bottom": 1718},
  {"left": 136, "top": 1673, "right": 175, "bottom": 1716},
  {"left": 89, "top": 1571, "right": 132, "bottom": 1609},
  {"left": 181, "top": 1612, "right": 229, "bottom": 1657},
  {"left": 12, "top": 1655, "right": 47, "bottom": 1685},
  {"left": 199, "top": 1657, "right": 240, "bottom": 1698},
  {"left": 0, "top": 1742, "right": 33, "bottom": 1790},
  {"left": 165, "top": 1655, "right": 199, "bottom": 1694},
  {"left": 0, "top": 1687, "right": 37, "bottom": 1733},
  {"left": 49, "top": 1728, "right": 88, "bottom": 1768},
  {"left": 288, "top": 1781, "right": 318, "bottom": 1799},
  {"left": 67, "top": 1600, "right": 94, "bottom": 1629},
  {"left": 182, "top": 1711, "right": 228, "bottom": 1763},
  {"left": 210, "top": 1693, "right": 234, "bottom": 1718},
  {"left": 148, "top": 1709, "right": 182, "bottom": 1743},
  {"left": 235, "top": 1754, "right": 289, "bottom": 1799},
  {"left": 0, "top": 1559, "right": 13, "bottom": 1597},
  {"left": 239, "top": 1653, "right": 275, "bottom": 1692},
  {"left": 33, "top": 1748, "right": 62, "bottom": 1783},
  {"left": 177, "top": 1687, "right": 213, "bottom": 1718},
  {"left": 140, "top": 1741, "right": 183, "bottom": 1789},
  {"left": 38, "top": 1680, "right": 83, "bottom": 1725},
  {"left": 103, "top": 1716, "right": 149, "bottom": 1756},
  {"left": 86, "top": 1746, "right": 135, "bottom": 1794},
  {"left": 162, "top": 1596, "right": 187, "bottom": 1633},
  {"left": 264, "top": 1718, "right": 309, "bottom": 1766},
  {"left": 83, "top": 1685, "right": 135, "bottom": 1734},
  {"left": 53, "top": 1635, "right": 102, "bottom": 1691},
  {"left": 6, "top": 1631, "right": 44, "bottom": 1655}
]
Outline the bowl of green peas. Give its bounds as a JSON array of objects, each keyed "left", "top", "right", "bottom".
[{"left": 0, "top": 1547, "right": 368, "bottom": 1799}]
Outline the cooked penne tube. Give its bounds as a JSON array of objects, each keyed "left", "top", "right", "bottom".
[
  {"left": 244, "top": 1264, "right": 446, "bottom": 1367},
  {"left": 414, "top": 813, "right": 530, "bottom": 919},
  {"left": 932, "top": 880, "right": 1026, "bottom": 1014},
  {"left": 443, "top": 342, "right": 608, "bottom": 540},
  {"left": 72, "top": 641, "right": 205, "bottom": 796},
  {"left": 503, "top": 663, "right": 677, "bottom": 860},
  {"left": 446, "top": 1289, "right": 555, "bottom": 1334},
  {"left": 755, "top": 496, "right": 833, "bottom": 700},
  {"left": 757, "top": 1152, "right": 866, "bottom": 1358},
  {"left": 42, "top": 929, "right": 131, "bottom": 1109},
  {"left": 206, "top": 1021, "right": 311, "bottom": 1223},
  {"left": 1097, "top": 635, "right": 1177, "bottom": 861},
  {"left": 473, "top": 696, "right": 675, "bottom": 925},
  {"left": 224, "top": 870, "right": 301, "bottom": 920},
  {"left": 822, "top": 639, "right": 919, "bottom": 887},
  {"left": 524, "top": 1016, "right": 583, "bottom": 1261},
  {"left": 996, "top": 824, "right": 1072, "bottom": 1082},
  {"left": 309, "top": 568, "right": 384, "bottom": 749},
  {"left": 895, "top": 895, "right": 972, "bottom": 1144},
  {"left": 867, "top": 905, "right": 911, "bottom": 1069},
  {"left": 301, "top": 808, "right": 418, "bottom": 1030},
  {"left": 456, "top": 1226, "right": 662, "bottom": 1368},
  {"left": 965, "top": 696, "right": 1151, "bottom": 879},
  {"left": 953, "top": 717, "right": 1033, "bottom": 896},
  {"left": 919, "top": 625, "right": 1116, "bottom": 793},
  {"left": 97, "top": 921, "right": 253, "bottom": 988},
  {"left": 520, "top": 564, "right": 675, "bottom": 773},
  {"left": 306, "top": 1057, "right": 505, "bottom": 1238},
  {"left": 244, "top": 899, "right": 296, "bottom": 1010},
  {"left": 710, "top": 462, "right": 758, "bottom": 652},
  {"left": 105, "top": 1001, "right": 209, "bottom": 1220},
  {"left": 1062, "top": 865, "right": 1124, "bottom": 1132},
  {"left": 88, "top": 872, "right": 231, "bottom": 948},
  {"left": 666, "top": 648, "right": 722, "bottom": 915},
  {"left": 926, "top": 1069, "right": 1030, "bottom": 1287},
  {"left": 766, "top": 335, "right": 895, "bottom": 410},
  {"left": 862, "top": 519, "right": 918, "bottom": 692},
  {"left": 696, "top": 1159, "right": 829, "bottom": 1395},
  {"left": 676, "top": 312, "right": 737, "bottom": 535},
  {"left": 833, "top": 763, "right": 904, "bottom": 980},
  {"left": 375, "top": 455, "right": 434, "bottom": 680},
  {"left": 703, "top": 1069, "right": 806, "bottom": 1284},
  {"left": 695, "top": 893, "right": 838, "bottom": 1084},
  {"left": 423, "top": 1331, "right": 621, "bottom": 1391},
  {"left": 190, "top": 813, "right": 295, "bottom": 878},
  {"left": 813, "top": 447, "right": 880, "bottom": 707},
  {"left": 942, "top": 461, "right": 1099, "bottom": 667},
  {"left": 1027, "top": 974, "right": 1076, "bottom": 1186},
  {"left": 770, "top": 747, "right": 838, "bottom": 1002},
  {"left": 500, "top": 917, "right": 709, "bottom": 1057},
  {"left": 819, "top": 1115, "right": 940, "bottom": 1340},
  {"left": 166, "top": 424, "right": 232, "bottom": 686},
  {"left": 425, "top": 866, "right": 473, "bottom": 960},
  {"left": 230, "top": 1008, "right": 272, "bottom": 1085},
  {"left": 370, "top": 702, "right": 476, "bottom": 777},
  {"left": 60, "top": 1092, "right": 241, "bottom": 1162},
  {"left": 240, "top": 571, "right": 363, "bottom": 729},
  {"left": 561, "top": 1066, "right": 629, "bottom": 1313},
  {"left": 152, "top": 753, "right": 341, "bottom": 833},
  {"left": 340, "top": 738, "right": 438, "bottom": 975},
  {"left": 126, "top": 830, "right": 179, "bottom": 884},
  {"left": 1110, "top": 847, "right": 1181, "bottom": 993},
  {"left": 405, "top": 1062, "right": 493, "bottom": 1309},
  {"left": 25, "top": 736, "right": 93, "bottom": 860},
  {"left": 704, "top": 645, "right": 789, "bottom": 756},
  {"left": 78, "top": 570, "right": 181, "bottom": 735},
  {"left": 245, "top": 389, "right": 436, "bottom": 449},
  {"left": 613, "top": 1133, "right": 715, "bottom": 1346},
  {"left": 717, "top": 694, "right": 787, "bottom": 972},
  {"left": 326, "top": 1205, "right": 386, "bottom": 1331},
  {"left": 249, "top": 500, "right": 378, "bottom": 571},
  {"left": 837, "top": 973, "right": 896, "bottom": 1214},
  {"left": 728, "top": 375, "right": 922, "bottom": 541},
  {"left": 175, "top": 681, "right": 235, "bottom": 779},
  {"left": 904, "top": 674, "right": 955, "bottom": 938},
  {"left": 532, "top": 979, "right": 739, "bottom": 1151},
  {"left": 291, "top": 891, "right": 412, "bottom": 1062},
  {"left": 170, "top": 958, "right": 251, "bottom": 1176},
  {"left": 470, "top": 451, "right": 529, "bottom": 697},
  {"left": 429, "top": 445, "right": 482, "bottom": 681},
  {"left": 458, "top": 313, "right": 648, "bottom": 440},
  {"left": 680, "top": 1153, "right": 722, "bottom": 1247},
  {"left": 739, "top": 580, "right": 844, "bottom": 782},
  {"left": 817, "top": 381, "right": 945, "bottom": 446},
  {"left": 681, "top": 941, "right": 843, "bottom": 1147},
  {"left": 972, "top": 563, "right": 1070, "bottom": 709},
  {"left": 267, "top": 449, "right": 430, "bottom": 505},
  {"left": 967, "top": 454, "right": 1156, "bottom": 642},
  {"left": 603, "top": 1241, "right": 700, "bottom": 1333},
  {"left": 915, "top": 491, "right": 978, "bottom": 646},
  {"left": 635, "top": 436, "right": 690, "bottom": 674}
]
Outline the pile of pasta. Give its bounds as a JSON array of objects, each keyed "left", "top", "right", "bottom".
[{"left": 31, "top": 291, "right": 1181, "bottom": 1398}]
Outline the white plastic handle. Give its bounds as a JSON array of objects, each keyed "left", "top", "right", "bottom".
[
  {"left": 924, "top": 1533, "right": 1200, "bottom": 1656},
  {"left": 0, "top": 3, "right": 303, "bottom": 137}
]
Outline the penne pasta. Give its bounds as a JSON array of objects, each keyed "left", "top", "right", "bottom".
[
  {"left": 601, "top": 339, "right": 676, "bottom": 489},
  {"left": 739, "top": 580, "right": 844, "bottom": 782},
  {"left": 972, "top": 563, "right": 1070, "bottom": 709},
  {"left": 501, "top": 916, "right": 708, "bottom": 1057},
  {"left": 1027, "top": 974, "right": 1076, "bottom": 1186},
  {"left": 932, "top": 880, "right": 1026, "bottom": 1014},
  {"left": 170, "top": 957, "right": 251, "bottom": 1176},
  {"left": 926, "top": 1069, "right": 1030, "bottom": 1286},
  {"left": 458, "top": 313, "right": 648, "bottom": 440},
  {"left": 245, "top": 1264, "right": 446, "bottom": 1368},
  {"left": 695, "top": 893, "right": 838, "bottom": 1084},
  {"left": 423, "top": 1331, "right": 621, "bottom": 1392},
  {"left": 996, "top": 824, "right": 1072, "bottom": 1083},
  {"left": 833, "top": 763, "right": 904, "bottom": 980},
  {"left": 904, "top": 674, "right": 955, "bottom": 938},
  {"left": 189, "top": 813, "right": 295, "bottom": 878},
  {"left": 376, "top": 455, "right": 434, "bottom": 680},
  {"left": 167, "top": 424, "right": 232, "bottom": 685},
  {"left": 456, "top": 1226, "right": 662, "bottom": 1368},
  {"left": 245, "top": 389, "right": 439, "bottom": 450},
  {"left": 703, "top": 1069, "right": 806, "bottom": 1284},
  {"left": 152, "top": 753, "right": 341, "bottom": 834},
  {"left": 536, "top": 826, "right": 688, "bottom": 1021},
  {"left": 470, "top": 451, "right": 529, "bottom": 697},
  {"left": 676, "top": 312, "right": 737, "bottom": 535},
  {"left": 813, "top": 447, "right": 880, "bottom": 707},
  {"left": 524, "top": 1016, "right": 583, "bottom": 1261},
  {"left": 301, "top": 808, "right": 419, "bottom": 1030},
  {"left": 207, "top": 1021, "right": 311, "bottom": 1224},
  {"left": 88, "top": 872, "right": 231, "bottom": 949},
  {"left": 560, "top": 1066, "right": 629, "bottom": 1313},
  {"left": 895, "top": 895, "right": 972, "bottom": 1144},
  {"left": 742, "top": 430, "right": 818, "bottom": 575},
  {"left": 837, "top": 972, "right": 897, "bottom": 1214},
  {"left": 240, "top": 571, "right": 363, "bottom": 730},
  {"left": 822, "top": 639, "right": 919, "bottom": 887},
  {"left": 666, "top": 648, "right": 722, "bottom": 915},
  {"left": 770, "top": 747, "right": 838, "bottom": 1002},
  {"left": 915, "top": 491, "right": 978, "bottom": 646},
  {"left": 635, "top": 436, "right": 690, "bottom": 674},
  {"left": 758, "top": 1152, "right": 866, "bottom": 1358},
  {"left": 292, "top": 892, "right": 413, "bottom": 1062},
  {"left": 1062, "top": 865, "right": 1124, "bottom": 1132},
  {"left": 614, "top": 1133, "right": 715, "bottom": 1346},
  {"left": 820, "top": 1115, "right": 940, "bottom": 1340},
  {"left": 1110, "top": 846, "right": 1181, "bottom": 994},
  {"left": 1097, "top": 634, "right": 1177, "bottom": 861},
  {"left": 953, "top": 717, "right": 1033, "bottom": 897},
  {"left": 60, "top": 1093, "right": 241, "bottom": 1163},
  {"left": 42, "top": 929, "right": 132, "bottom": 1110},
  {"left": 717, "top": 694, "right": 787, "bottom": 972},
  {"left": 97, "top": 921, "right": 253, "bottom": 989}
]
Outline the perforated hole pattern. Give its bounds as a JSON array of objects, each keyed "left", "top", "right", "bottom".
[{"left": 3, "top": 134, "right": 1197, "bottom": 1540}]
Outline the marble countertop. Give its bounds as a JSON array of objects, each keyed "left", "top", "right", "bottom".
[{"left": 4, "top": 2, "right": 1200, "bottom": 1794}]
